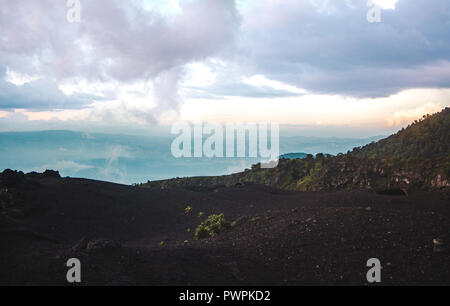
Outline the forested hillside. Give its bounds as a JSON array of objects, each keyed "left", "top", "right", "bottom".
[{"left": 142, "top": 108, "right": 450, "bottom": 192}]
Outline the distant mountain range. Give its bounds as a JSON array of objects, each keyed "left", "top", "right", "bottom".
[
  {"left": 280, "top": 152, "right": 334, "bottom": 160},
  {"left": 279, "top": 153, "right": 309, "bottom": 159},
  {"left": 143, "top": 108, "right": 450, "bottom": 192},
  {"left": 0, "top": 130, "right": 383, "bottom": 184}
]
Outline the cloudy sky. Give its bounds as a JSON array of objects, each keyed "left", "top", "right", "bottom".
[{"left": 1, "top": 0, "right": 449, "bottom": 135}]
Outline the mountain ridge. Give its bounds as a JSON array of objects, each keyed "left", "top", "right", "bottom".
[{"left": 142, "top": 107, "right": 450, "bottom": 192}]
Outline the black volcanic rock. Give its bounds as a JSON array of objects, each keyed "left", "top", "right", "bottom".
[
  {"left": 0, "top": 169, "right": 25, "bottom": 188},
  {"left": 1, "top": 176, "right": 449, "bottom": 285},
  {"left": 42, "top": 170, "right": 61, "bottom": 178}
]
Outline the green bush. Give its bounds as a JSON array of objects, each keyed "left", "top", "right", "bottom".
[{"left": 194, "top": 214, "right": 226, "bottom": 240}]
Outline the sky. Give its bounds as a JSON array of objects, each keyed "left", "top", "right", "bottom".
[{"left": 1, "top": 0, "right": 450, "bottom": 136}]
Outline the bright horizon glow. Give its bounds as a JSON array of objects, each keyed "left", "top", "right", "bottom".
[{"left": 6, "top": 88, "right": 449, "bottom": 134}]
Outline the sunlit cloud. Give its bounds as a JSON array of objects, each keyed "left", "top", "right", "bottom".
[{"left": 386, "top": 102, "right": 443, "bottom": 126}]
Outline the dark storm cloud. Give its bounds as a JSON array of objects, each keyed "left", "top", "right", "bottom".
[
  {"left": 239, "top": 0, "right": 450, "bottom": 97},
  {"left": 1, "top": 0, "right": 449, "bottom": 109},
  {"left": 0, "top": 0, "right": 240, "bottom": 110},
  {"left": 0, "top": 78, "right": 97, "bottom": 110},
  {"left": 79, "top": 0, "right": 240, "bottom": 82}
]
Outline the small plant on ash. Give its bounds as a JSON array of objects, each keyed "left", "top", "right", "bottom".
[
  {"left": 194, "top": 213, "right": 227, "bottom": 240},
  {"left": 184, "top": 205, "right": 193, "bottom": 215},
  {"left": 250, "top": 216, "right": 261, "bottom": 223}
]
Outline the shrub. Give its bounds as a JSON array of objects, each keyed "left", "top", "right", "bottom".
[{"left": 194, "top": 214, "right": 226, "bottom": 240}]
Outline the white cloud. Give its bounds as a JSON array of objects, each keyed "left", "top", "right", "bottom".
[
  {"left": 5, "top": 68, "right": 40, "bottom": 86},
  {"left": 243, "top": 75, "right": 307, "bottom": 95},
  {"left": 373, "top": 0, "right": 399, "bottom": 10},
  {"left": 99, "top": 145, "right": 131, "bottom": 183},
  {"left": 183, "top": 62, "right": 217, "bottom": 88}
]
